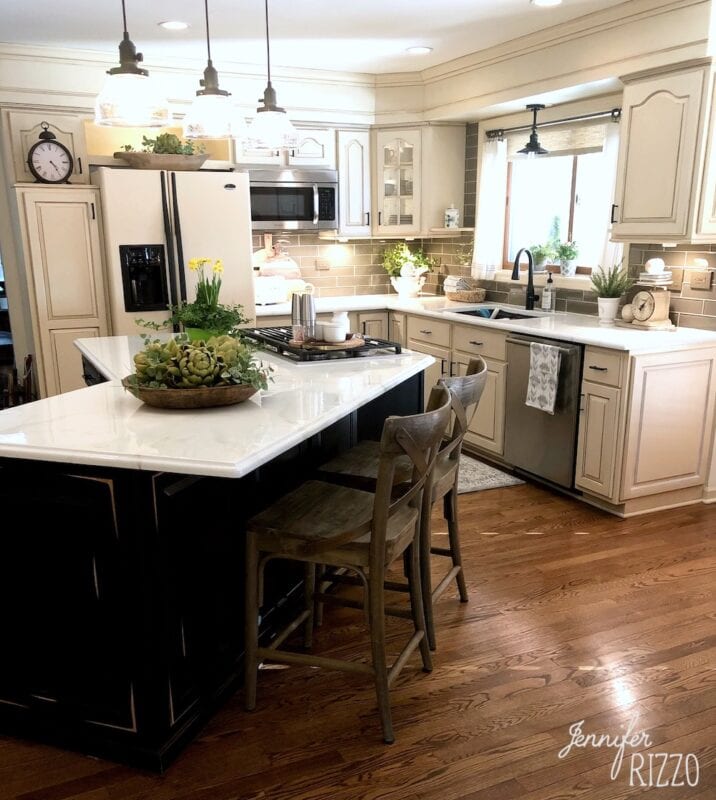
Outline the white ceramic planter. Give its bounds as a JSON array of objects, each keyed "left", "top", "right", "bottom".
[
  {"left": 390, "top": 276, "right": 426, "bottom": 297},
  {"left": 597, "top": 296, "right": 621, "bottom": 325},
  {"left": 560, "top": 259, "right": 577, "bottom": 277}
]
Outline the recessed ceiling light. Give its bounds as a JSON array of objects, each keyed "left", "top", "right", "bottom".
[
  {"left": 531, "top": 0, "right": 562, "bottom": 6},
  {"left": 406, "top": 46, "right": 433, "bottom": 55},
  {"left": 159, "top": 20, "right": 190, "bottom": 31}
]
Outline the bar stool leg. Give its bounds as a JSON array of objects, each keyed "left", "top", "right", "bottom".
[
  {"left": 244, "top": 535, "right": 260, "bottom": 711},
  {"left": 419, "top": 499, "right": 437, "bottom": 651},
  {"left": 407, "top": 540, "right": 433, "bottom": 673},
  {"left": 367, "top": 570, "right": 394, "bottom": 744},
  {"left": 304, "top": 562, "right": 316, "bottom": 648},
  {"left": 445, "top": 486, "right": 468, "bottom": 603}
]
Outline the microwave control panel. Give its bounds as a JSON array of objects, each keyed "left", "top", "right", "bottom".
[{"left": 317, "top": 187, "right": 336, "bottom": 221}]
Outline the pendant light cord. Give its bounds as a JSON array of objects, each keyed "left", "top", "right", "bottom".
[
  {"left": 121, "top": 0, "right": 128, "bottom": 35},
  {"left": 264, "top": 0, "right": 272, "bottom": 85},
  {"left": 204, "top": 0, "right": 212, "bottom": 62}
]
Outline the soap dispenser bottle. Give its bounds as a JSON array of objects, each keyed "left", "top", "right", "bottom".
[{"left": 541, "top": 272, "right": 556, "bottom": 312}]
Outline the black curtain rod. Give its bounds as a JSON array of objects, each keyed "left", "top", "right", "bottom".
[{"left": 485, "top": 107, "right": 621, "bottom": 140}]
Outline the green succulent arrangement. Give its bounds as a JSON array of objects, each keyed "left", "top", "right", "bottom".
[
  {"left": 121, "top": 133, "right": 205, "bottom": 156},
  {"left": 382, "top": 242, "right": 434, "bottom": 278},
  {"left": 590, "top": 263, "right": 634, "bottom": 298},
  {"left": 125, "top": 334, "right": 271, "bottom": 392}
]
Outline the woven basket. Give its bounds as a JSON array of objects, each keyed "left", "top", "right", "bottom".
[
  {"left": 122, "top": 377, "right": 257, "bottom": 409},
  {"left": 445, "top": 288, "right": 487, "bottom": 303}
]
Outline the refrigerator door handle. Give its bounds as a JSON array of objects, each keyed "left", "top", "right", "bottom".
[
  {"left": 161, "top": 171, "right": 180, "bottom": 332},
  {"left": 312, "top": 184, "right": 319, "bottom": 226},
  {"left": 171, "top": 172, "right": 188, "bottom": 305}
]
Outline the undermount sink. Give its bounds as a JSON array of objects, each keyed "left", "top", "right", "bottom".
[{"left": 447, "top": 305, "right": 547, "bottom": 321}]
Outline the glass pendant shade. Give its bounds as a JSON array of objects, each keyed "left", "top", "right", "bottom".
[
  {"left": 244, "top": 105, "right": 298, "bottom": 151},
  {"left": 184, "top": 90, "right": 233, "bottom": 139},
  {"left": 94, "top": 2, "right": 169, "bottom": 127},
  {"left": 95, "top": 72, "right": 169, "bottom": 127}
]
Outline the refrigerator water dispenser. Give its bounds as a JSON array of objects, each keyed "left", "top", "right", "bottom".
[{"left": 119, "top": 245, "right": 169, "bottom": 312}]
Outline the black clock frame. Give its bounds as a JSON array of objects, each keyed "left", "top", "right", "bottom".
[{"left": 26, "top": 122, "right": 74, "bottom": 184}]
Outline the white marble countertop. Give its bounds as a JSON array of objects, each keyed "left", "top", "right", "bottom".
[
  {"left": 0, "top": 338, "right": 433, "bottom": 478},
  {"left": 257, "top": 294, "right": 716, "bottom": 354}
]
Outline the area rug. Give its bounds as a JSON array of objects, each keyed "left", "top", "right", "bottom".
[{"left": 457, "top": 455, "right": 525, "bottom": 494}]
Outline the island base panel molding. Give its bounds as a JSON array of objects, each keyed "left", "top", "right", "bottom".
[{"left": 0, "top": 373, "right": 422, "bottom": 770}]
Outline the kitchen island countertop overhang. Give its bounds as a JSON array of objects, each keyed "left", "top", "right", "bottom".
[{"left": 0, "top": 338, "right": 434, "bottom": 478}]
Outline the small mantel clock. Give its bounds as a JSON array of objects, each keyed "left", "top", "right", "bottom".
[{"left": 26, "top": 122, "right": 74, "bottom": 184}]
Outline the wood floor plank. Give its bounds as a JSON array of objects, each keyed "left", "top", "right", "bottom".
[{"left": 1, "top": 482, "right": 715, "bottom": 799}]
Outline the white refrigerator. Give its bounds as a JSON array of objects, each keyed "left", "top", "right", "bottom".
[{"left": 93, "top": 167, "right": 255, "bottom": 336}]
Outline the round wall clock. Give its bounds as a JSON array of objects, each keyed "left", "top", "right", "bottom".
[{"left": 27, "top": 122, "right": 74, "bottom": 184}]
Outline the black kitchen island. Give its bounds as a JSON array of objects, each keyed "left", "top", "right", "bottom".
[{"left": 0, "top": 338, "right": 431, "bottom": 770}]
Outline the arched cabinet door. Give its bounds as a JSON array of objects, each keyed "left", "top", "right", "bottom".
[
  {"left": 611, "top": 66, "right": 706, "bottom": 241},
  {"left": 338, "top": 129, "right": 371, "bottom": 236}
]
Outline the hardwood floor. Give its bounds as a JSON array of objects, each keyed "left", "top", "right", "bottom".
[{"left": 2, "top": 482, "right": 715, "bottom": 799}]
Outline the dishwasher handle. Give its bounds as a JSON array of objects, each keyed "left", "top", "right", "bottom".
[{"left": 506, "top": 337, "right": 578, "bottom": 357}]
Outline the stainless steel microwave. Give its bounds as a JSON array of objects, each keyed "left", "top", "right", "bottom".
[{"left": 248, "top": 167, "right": 338, "bottom": 231}]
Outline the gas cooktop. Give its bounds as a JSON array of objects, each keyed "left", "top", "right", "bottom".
[{"left": 243, "top": 326, "right": 402, "bottom": 362}]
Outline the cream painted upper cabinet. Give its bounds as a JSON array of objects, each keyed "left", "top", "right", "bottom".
[
  {"left": 372, "top": 124, "right": 466, "bottom": 237},
  {"left": 611, "top": 60, "right": 716, "bottom": 242},
  {"left": 16, "top": 186, "right": 109, "bottom": 397},
  {"left": 288, "top": 128, "right": 336, "bottom": 168},
  {"left": 236, "top": 127, "right": 336, "bottom": 167},
  {"left": 337, "top": 129, "right": 371, "bottom": 236},
  {"left": 4, "top": 111, "right": 90, "bottom": 185}
]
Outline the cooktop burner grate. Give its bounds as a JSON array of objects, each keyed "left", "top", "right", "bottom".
[{"left": 243, "top": 326, "right": 402, "bottom": 362}]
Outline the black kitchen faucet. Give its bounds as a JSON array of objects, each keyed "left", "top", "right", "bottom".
[{"left": 512, "top": 248, "right": 539, "bottom": 310}]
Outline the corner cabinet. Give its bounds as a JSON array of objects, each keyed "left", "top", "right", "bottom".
[
  {"left": 16, "top": 186, "right": 109, "bottom": 397},
  {"left": 611, "top": 59, "right": 716, "bottom": 242},
  {"left": 372, "top": 124, "right": 466, "bottom": 237}
]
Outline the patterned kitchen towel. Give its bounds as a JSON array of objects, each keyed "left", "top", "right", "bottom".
[{"left": 525, "top": 341, "right": 561, "bottom": 414}]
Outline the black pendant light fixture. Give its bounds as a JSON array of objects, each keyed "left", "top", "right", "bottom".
[
  {"left": 184, "top": 0, "right": 234, "bottom": 139},
  {"left": 244, "top": 0, "right": 298, "bottom": 151},
  {"left": 518, "top": 104, "right": 548, "bottom": 156},
  {"left": 94, "top": 0, "right": 169, "bottom": 127}
]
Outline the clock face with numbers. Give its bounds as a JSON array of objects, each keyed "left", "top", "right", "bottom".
[{"left": 27, "top": 135, "right": 73, "bottom": 184}]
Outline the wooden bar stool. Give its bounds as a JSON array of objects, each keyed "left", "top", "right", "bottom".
[
  {"left": 244, "top": 385, "right": 452, "bottom": 743},
  {"left": 318, "top": 358, "right": 487, "bottom": 650}
]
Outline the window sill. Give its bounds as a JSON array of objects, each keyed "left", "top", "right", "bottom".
[{"left": 487, "top": 269, "right": 594, "bottom": 292}]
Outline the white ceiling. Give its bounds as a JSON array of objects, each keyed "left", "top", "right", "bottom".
[{"left": 1, "top": 0, "right": 629, "bottom": 74}]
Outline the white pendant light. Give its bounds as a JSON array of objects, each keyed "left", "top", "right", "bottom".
[
  {"left": 183, "top": 0, "right": 233, "bottom": 139},
  {"left": 243, "top": 0, "right": 298, "bottom": 151},
  {"left": 95, "top": 0, "right": 169, "bottom": 127}
]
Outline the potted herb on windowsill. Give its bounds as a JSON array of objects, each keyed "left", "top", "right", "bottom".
[
  {"left": 530, "top": 243, "right": 555, "bottom": 273},
  {"left": 590, "top": 263, "right": 633, "bottom": 325},
  {"left": 556, "top": 241, "right": 579, "bottom": 276}
]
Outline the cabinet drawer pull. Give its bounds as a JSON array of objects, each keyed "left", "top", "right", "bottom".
[
  {"left": 610, "top": 203, "right": 618, "bottom": 224},
  {"left": 440, "top": 358, "right": 448, "bottom": 375},
  {"left": 588, "top": 365, "right": 608, "bottom": 372},
  {"left": 419, "top": 329, "right": 432, "bottom": 335},
  {"left": 469, "top": 340, "right": 483, "bottom": 346}
]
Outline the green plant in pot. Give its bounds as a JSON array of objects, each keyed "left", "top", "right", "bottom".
[
  {"left": 556, "top": 241, "right": 579, "bottom": 276},
  {"left": 590, "top": 262, "right": 633, "bottom": 326},
  {"left": 137, "top": 257, "right": 249, "bottom": 339},
  {"left": 122, "top": 133, "right": 205, "bottom": 155},
  {"left": 383, "top": 242, "right": 434, "bottom": 296},
  {"left": 530, "top": 243, "right": 555, "bottom": 272}
]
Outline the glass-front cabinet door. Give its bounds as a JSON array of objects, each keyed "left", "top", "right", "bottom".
[{"left": 375, "top": 129, "right": 422, "bottom": 235}]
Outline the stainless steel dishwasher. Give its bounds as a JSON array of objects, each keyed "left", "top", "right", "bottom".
[{"left": 504, "top": 334, "right": 584, "bottom": 489}]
